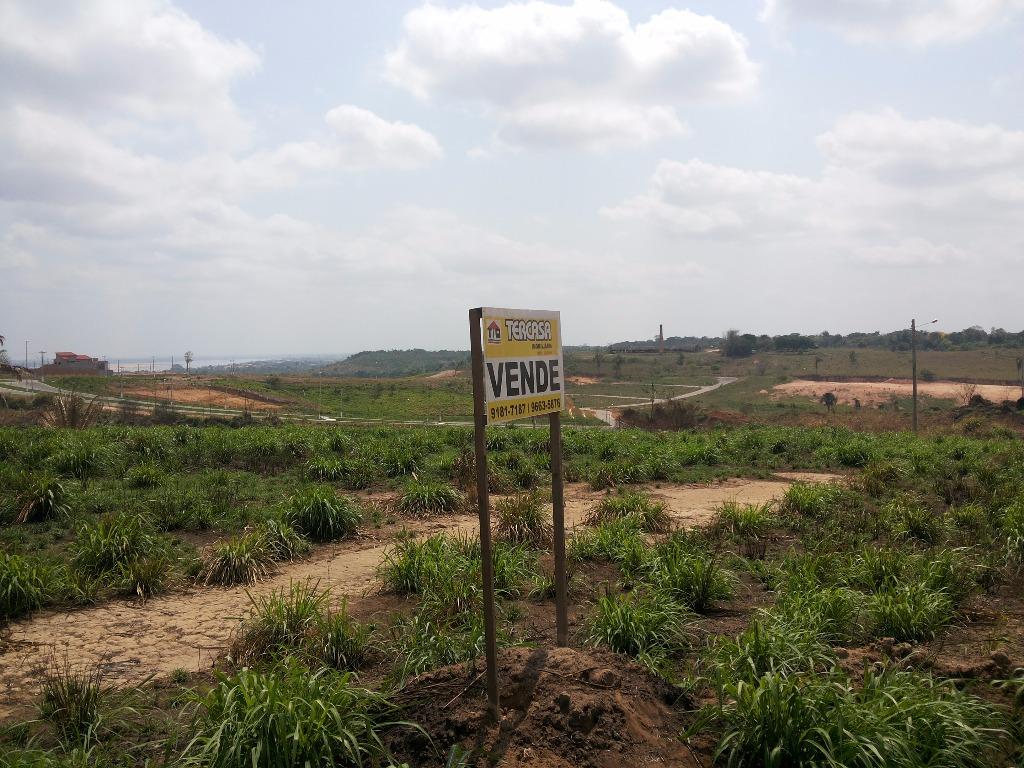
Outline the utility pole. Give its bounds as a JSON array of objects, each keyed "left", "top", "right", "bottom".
[
  {"left": 38, "top": 351, "right": 46, "bottom": 382},
  {"left": 911, "top": 318, "right": 938, "bottom": 434},
  {"left": 24, "top": 341, "right": 28, "bottom": 370},
  {"left": 911, "top": 319, "right": 917, "bottom": 433}
]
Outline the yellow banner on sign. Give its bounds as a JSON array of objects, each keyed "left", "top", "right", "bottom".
[
  {"left": 481, "top": 307, "right": 563, "bottom": 423},
  {"left": 482, "top": 312, "right": 560, "bottom": 359}
]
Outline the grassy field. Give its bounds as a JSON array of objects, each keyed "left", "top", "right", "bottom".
[
  {"left": 569, "top": 346, "right": 1024, "bottom": 384},
  {"left": 1, "top": 420, "right": 1024, "bottom": 765},
  {"left": 36, "top": 345, "right": 1024, "bottom": 432}
]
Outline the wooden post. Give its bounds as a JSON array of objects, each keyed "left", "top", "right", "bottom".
[
  {"left": 550, "top": 410, "right": 568, "bottom": 646},
  {"left": 468, "top": 308, "right": 500, "bottom": 721}
]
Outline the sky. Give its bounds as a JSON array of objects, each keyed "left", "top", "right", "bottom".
[{"left": 1, "top": 0, "right": 1022, "bottom": 358}]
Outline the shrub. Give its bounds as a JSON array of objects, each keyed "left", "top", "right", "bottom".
[
  {"left": 705, "top": 618, "right": 833, "bottom": 688},
  {"left": 39, "top": 656, "right": 105, "bottom": 746},
  {"left": 585, "top": 590, "right": 691, "bottom": 670},
  {"left": 149, "top": 488, "right": 212, "bottom": 532},
  {"left": 229, "top": 582, "right": 329, "bottom": 665},
  {"left": 490, "top": 540, "right": 537, "bottom": 598},
  {"left": 378, "top": 533, "right": 459, "bottom": 595},
  {"left": 229, "top": 582, "right": 372, "bottom": 670},
  {"left": 569, "top": 517, "right": 646, "bottom": 570},
  {"left": 888, "top": 497, "right": 943, "bottom": 545},
  {"left": 849, "top": 547, "right": 912, "bottom": 592},
  {"left": 397, "top": 479, "right": 464, "bottom": 516},
  {"left": 70, "top": 514, "right": 160, "bottom": 578},
  {"left": 947, "top": 503, "right": 988, "bottom": 534},
  {"left": 257, "top": 517, "right": 311, "bottom": 562},
  {"left": 182, "top": 659, "right": 402, "bottom": 768},
  {"left": 49, "top": 444, "right": 107, "bottom": 489},
  {"left": 0, "top": 553, "right": 47, "bottom": 619},
  {"left": 387, "top": 612, "right": 489, "bottom": 685},
  {"left": 495, "top": 491, "right": 552, "bottom": 546},
  {"left": 715, "top": 501, "right": 775, "bottom": 558},
  {"left": 15, "top": 475, "right": 70, "bottom": 524},
  {"left": 286, "top": 487, "right": 361, "bottom": 542},
  {"left": 869, "top": 584, "right": 954, "bottom": 642},
  {"left": 316, "top": 602, "right": 374, "bottom": 671},
  {"left": 917, "top": 548, "right": 977, "bottom": 606},
  {"left": 116, "top": 554, "right": 171, "bottom": 600},
  {"left": 305, "top": 456, "right": 343, "bottom": 482},
  {"left": 644, "top": 549, "right": 735, "bottom": 612},
  {"left": 124, "top": 462, "right": 162, "bottom": 488},
  {"left": 586, "top": 490, "right": 671, "bottom": 533},
  {"left": 780, "top": 482, "right": 855, "bottom": 521},
  {"left": 712, "top": 668, "right": 1005, "bottom": 768},
  {"left": 200, "top": 533, "right": 274, "bottom": 587},
  {"left": 340, "top": 457, "right": 377, "bottom": 490},
  {"left": 770, "top": 586, "right": 868, "bottom": 645}
]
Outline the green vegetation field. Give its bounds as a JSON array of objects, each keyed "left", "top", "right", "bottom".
[{"left": 2, "top": 417, "right": 1024, "bottom": 765}]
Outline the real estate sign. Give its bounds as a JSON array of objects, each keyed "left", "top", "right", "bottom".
[{"left": 480, "top": 307, "right": 563, "bottom": 423}]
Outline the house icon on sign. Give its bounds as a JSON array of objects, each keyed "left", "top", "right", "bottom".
[{"left": 486, "top": 321, "right": 501, "bottom": 344}]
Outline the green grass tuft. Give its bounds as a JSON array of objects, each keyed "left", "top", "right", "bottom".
[{"left": 286, "top": 486, "right": 361, "bottom": 542}]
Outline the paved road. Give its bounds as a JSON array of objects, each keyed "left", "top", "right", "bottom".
[{"left": 583, "top": 376, "right": 739, "bottom": 426}]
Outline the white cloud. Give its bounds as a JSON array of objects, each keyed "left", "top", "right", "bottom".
[
  {"left": 818, "top": 109, "right": 1024, "bottom": 189},
  {"left": 602, "top": 159, "right": 813, "bottom": 234},
  {"left": 0, "top": 0, "right": 260, "bottom": 143},
  {"left": 241, "top": 105, "right": 442, "bottom": 182},
  {"left": 384, "top": 0, "right": 757, "bottom": 150},
  {"left": 762, "top": 0, "right": 1023, "bottom": 46},
  {"left": 603, "top": 110, "right": 1024, "bottom": 265},
  {"left": 855, "top": 238, "right": 973, "bottom": 266}
]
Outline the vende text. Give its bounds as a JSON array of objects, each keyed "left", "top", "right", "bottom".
[{"left": 486, "top": 358, "right": 561, "bottom": 398}]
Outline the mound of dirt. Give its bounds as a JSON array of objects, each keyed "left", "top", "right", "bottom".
[{"left": 389, "top": 646, "right": 698, "bottom": 768}]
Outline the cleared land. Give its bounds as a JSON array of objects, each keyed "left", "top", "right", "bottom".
[
  {"left": 772, "top": 379, "right": 1023, "bottom": 406},
  {"left": 123, "top": 386, "right": 280, "bottom": 411}
]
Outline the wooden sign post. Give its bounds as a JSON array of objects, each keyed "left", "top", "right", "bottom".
[{"left": 469, "top": 307, "right": 568, "bottom": 721}]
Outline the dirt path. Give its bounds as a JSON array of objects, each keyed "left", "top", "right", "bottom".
[
  {"left": 0, "top": 474, "right": 836, "bottom": 720},
  {"left": 583, "top": 376, "right": 739, "bottom": 426}
]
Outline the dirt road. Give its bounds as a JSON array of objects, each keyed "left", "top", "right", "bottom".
[
  {"left": 584, "top": 376, "right": 739, "bottom": 426},
  {"left": 0, "top": 473, "right": 834, "bottom": 720}
]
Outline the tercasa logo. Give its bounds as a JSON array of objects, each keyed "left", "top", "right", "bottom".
[
  {"left": 486, "top": 321, "right": 501, "bottom": 344},
  {"left": 503, "top": 319, "right": 552, "bottom": 342}
]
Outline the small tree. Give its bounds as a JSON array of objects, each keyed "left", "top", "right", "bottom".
[
  {"left": 594, "top": 350, "right": 604, "bottom": 374},
  {"left": 184, "top": 351, "right": 194, "bottom": 373},
  {"left": 956, "top": 382, "right": 978, "bottom": 406},
  {"left": 613, "top": 354, "right": 624, "bottom": 377},
  {"left": 814, "top": 356, "right": 824, "bottom": 374},
  {"left": 848, "top": 350, "right": 858, "bottom": 367},
  {"left": 821, "top": 391, "right": 837, "bottom": 413}
]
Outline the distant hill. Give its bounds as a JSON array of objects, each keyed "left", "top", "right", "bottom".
[{"left": 320, "top": 349, "right": 469, "bottom": 378}]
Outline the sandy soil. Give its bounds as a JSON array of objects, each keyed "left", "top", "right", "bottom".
[
  {"left": 0, "top": 475, "right": 837, "bottom": 720},
  {"left": 122, "top": 386, "right": 279, "bottom": 411},
  {"left": 772, "top": 379, "right": 1022, "bottom": 407},
  {"left": 392, "top": 645, "right": 697, "bottom": 768},
  {"left": 567, "top": 376, "right": 601, "bottom": 385},
  {"left": 425, "top": 369, "right": 461, "bottom": 380}
]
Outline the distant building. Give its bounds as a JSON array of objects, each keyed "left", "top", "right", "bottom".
[{"left": 41, "top": 352, "right": 111, "bottom": 376}]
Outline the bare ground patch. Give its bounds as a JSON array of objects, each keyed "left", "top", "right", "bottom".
[
  {"left": 122, "top": 386, "right": 280, "bottom": 411},
  {"left": 772, "top": 378, "right": 1021, "bottom": 407}
]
